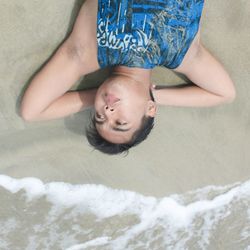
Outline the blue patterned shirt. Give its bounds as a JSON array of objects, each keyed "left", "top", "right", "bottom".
[{"left": 97, "top": 0, "right": 204, "bottom": 69}]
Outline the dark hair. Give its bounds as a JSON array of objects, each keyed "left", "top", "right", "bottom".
[{"left": 86, "top": 88, "right": 155, "bottom": 155}]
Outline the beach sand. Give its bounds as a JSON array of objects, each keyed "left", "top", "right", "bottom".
[
  {"left": 0, "top": 0, "right": 249, "bottom": 196},
  {"left": 0, "top": 0, "right": 250, "bottom": 249}
]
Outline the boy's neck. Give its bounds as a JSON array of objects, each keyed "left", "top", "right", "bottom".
[{"left": 111, "top": 66, "right": 152, "bottom": 87}]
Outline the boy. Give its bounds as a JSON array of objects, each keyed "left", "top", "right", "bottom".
[{"left": 20, "top": 0, "right": 236, "bottom": 154}]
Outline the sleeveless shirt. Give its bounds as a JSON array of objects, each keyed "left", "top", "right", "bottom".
[{"left": 97, "top": 0, "right": 204, "bottom": 69}]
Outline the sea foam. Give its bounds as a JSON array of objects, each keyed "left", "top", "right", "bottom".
[{"left": 0, "top": 175, "right": 250, "bottom": 250}]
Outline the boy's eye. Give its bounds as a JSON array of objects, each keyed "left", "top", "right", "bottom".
[
  {"left": 116, "top": 121, "right": 127, "bottom": 126},
  {"left": 96, "top": 113, "right": 104, "bottom": 120}
]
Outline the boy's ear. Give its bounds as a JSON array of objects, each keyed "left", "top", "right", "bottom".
[{"left": 146, "top": 100, "right": 157, "bottom": 117}]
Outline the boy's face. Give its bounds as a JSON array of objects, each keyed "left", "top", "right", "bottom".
[{"left": 94, "top": 75, "right": 156, "bottom": 144}]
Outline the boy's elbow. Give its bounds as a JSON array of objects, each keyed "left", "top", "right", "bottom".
[
  {"left": 223, "top": 88, "right": 236, "bottom": 103},
  {"left": 20, "top": 111, "right": 35, "bottom": 122},
  {"left": 20, "top": 105, "right": 38, "bottom": 122}
]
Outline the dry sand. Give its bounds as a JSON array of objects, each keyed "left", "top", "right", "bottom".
[{"left": 0, "top": 0, "right": 249, "bottom": 197}]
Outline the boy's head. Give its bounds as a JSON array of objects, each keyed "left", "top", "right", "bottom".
[{"left": 86, "top": 74, "right": 157, "bottom": 155}]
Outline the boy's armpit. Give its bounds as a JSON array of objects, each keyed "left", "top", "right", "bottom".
[{"left": 173, "top": 43, "right": 236, "bottom": 100}]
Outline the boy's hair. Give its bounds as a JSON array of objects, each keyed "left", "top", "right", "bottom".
[{"left": 86, "top": 88, "right": 155, "bottom": 155}]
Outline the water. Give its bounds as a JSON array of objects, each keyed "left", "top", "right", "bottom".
[{"left": 0, "top": 175, "right": 250, "bottom": 250}]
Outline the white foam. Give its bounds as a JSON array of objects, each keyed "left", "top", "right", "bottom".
[
  {"left": 1, "top": 175, "right": 250, "bottom": 249},
  {"left": 0, "top": 175, "right": 45, "bottom": 201},
  {"left": 0, "top": 175, "right": 158, "bottom": 218},
  {"left": 0, "top": 175, "right": 250, "bottom": 220},
  {"left": 66, "top": 237, "right": 111, "bottom": 250}
]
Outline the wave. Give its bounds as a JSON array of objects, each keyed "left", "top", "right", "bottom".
[{"left": 0, "top": 175, "right": 250, "bottom": 250}]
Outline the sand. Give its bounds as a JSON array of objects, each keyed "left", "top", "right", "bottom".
[{"left": 0, "top": 0, "right": 250, "bottom": 198}]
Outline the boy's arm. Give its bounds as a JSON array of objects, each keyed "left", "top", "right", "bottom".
[
  {"left": 20, "top": 39, "right": 99, "bottom": 122},
  {"left": 152, "top": 84, "right": 233, "bottom": 107},
  {"left": 20, "top": 1, "right": 100, "bottom": 122},
  {"left": 24, "top": 88, "right": 97, "bottom": 122},
  {"left": 152, "top": 44, "right": 236, "bottom": 107}
]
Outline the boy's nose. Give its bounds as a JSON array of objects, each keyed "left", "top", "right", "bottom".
[{"left": 104, "top": 105, "right": 114, "bottom": 112}]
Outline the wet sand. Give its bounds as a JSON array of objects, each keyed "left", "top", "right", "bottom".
[{"left": 0, "top": 0, "right": 250, "bottom": 198}]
